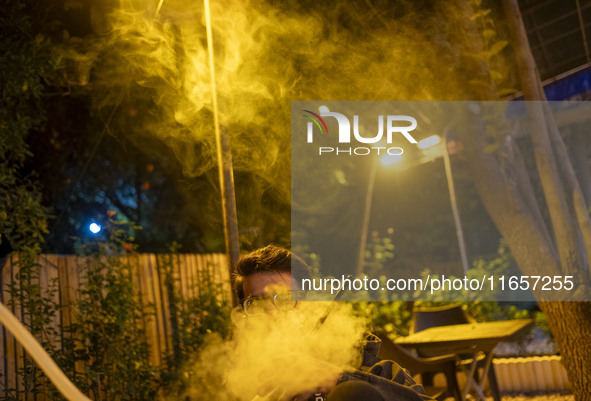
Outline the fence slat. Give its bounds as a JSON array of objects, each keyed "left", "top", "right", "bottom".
[
  {"left": 157, "top": 255, "right": 174, "bottom": 356},
  {"left": 147, "top": 254, "right": 167, "bottom": 364},
  {"left": 0, "top": 258, "right": 6, "bottom": 396},
  {"left": 138, "top": 254, "right": 161, "bottom": 367},
  {"left": 178, "top": 254, "right": 188, "bottom": 302},
  {"left": 39, "top": 255, "right": 61, "bottom": 401},
  {"left": 1, "top": 255, "right": 17, "bottom": 395},
  {"left": 10, "top": 254, "right": 25, "bottom": 396}
]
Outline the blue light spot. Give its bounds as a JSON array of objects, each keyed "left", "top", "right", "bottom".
[{"left": 89, "top": 223, "right": 101, "bottom": 234}]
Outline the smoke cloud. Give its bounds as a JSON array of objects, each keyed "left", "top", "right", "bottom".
[
  {"left": 58, "top": 0, "right": 513, "bottom": 248},
  {"left": 184, "top": 299, "right": 368, "bottom": 400}
]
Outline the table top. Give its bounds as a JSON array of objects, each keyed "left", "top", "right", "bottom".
[{"left": 395, "top": 319, "right": 534, "bottom": 354}]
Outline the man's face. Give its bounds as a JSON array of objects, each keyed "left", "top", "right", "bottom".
[
  {"left": 243, "top": 271, "right": 292, "bottom": 297},
  {"left": 241, "top": 271, "right": 295, "bottom": 316}
]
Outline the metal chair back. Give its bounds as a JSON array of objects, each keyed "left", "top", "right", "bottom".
[{"left": 410, "top": 304, "right": 475, "bottom": 335}]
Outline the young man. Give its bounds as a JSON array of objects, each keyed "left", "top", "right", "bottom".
[{"left": 233, "top": 245, "right": 433, "bottom": 401}]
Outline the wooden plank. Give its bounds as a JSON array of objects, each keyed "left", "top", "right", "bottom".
[
  {"left": 194, "top": 254, "right": 204, "bottom": 300},
  {"left": 172, "top": 253, "right": 181, "bottom": 300},
  {"left": 147, "top": 254, "right": 166, "bottom": 364},
  {"left": 3, "top": 255, "right": 17, "bottom": 396},
  {"left": 213, "top": 252, "right": 223, "bottom": 281},
  {"left": 188, "top": 254, "right": 198, "bottom": 300},
  {"left": 128, "top": 255, "right": 143, "bottom": 321},
  {"left": 57, "top": 254, "right": 79, "bottom": 396},
  {"left": 214, "top": 253, "right": 232, "bottom": 302},
  {"left": 129, "top": 254, "right": 150, "bottom": 352},
  {"left": 178, "top": 254, "right": 188, "bottom": 303},
  {"left": 40, "top": 255, "right": 62, "bottom": 372},
  {"left": 0, "top": 259, "right": 4, "bottom": 395},
  {"left": 184, "top": 254, "right": 194, "bottom": 300},
  {"left": 156, "top": 254, "right": 173, "bottom": 357},
  {"left": 138, "top": 254, "right": 160, "bottom": 367},
  {"left": 0, "top": 256, "right": 10, "bottom": 396},
  {"left": 205, "top": 253, "right": 213, "bottom": 286},
  {"left": 147, "top": 255, "right": 162, "bottom": 359},
  {"left": 98, "top": 255, "right": 109, "bottom": 300},
  {"left": 65, "top": 255, "right": 80, "bottom": 320},
  {"left": 58, "top": 256, "right": 71, "bottom": 340},
  {"left": 12, "top": 254, "right": 25, "bottom": 396},
  {"left": 178, "top": 254, "right": 190, "bottom": 331},
  {"left": 66, "top": 255, "right": 85, "bottom": 377},
  {"left": 184, "top": 254, "right": 192, "bottom": 300},
  {"left": 40, "top": 255, "right": 61, "bottom": 401},
  {"left": 169, "top": 253, "right": 182, "bottom": 345},
  {"left": 39, "top": 255, "right": 61, "bottom": 351},
  {"left": 205, "top": 253, "right": 215, "bottom": 288},
  {"left": 206, "top": 253, "right": 216, "bottom": 298},
  {"left": 39, "top": 256, "right": 55, "bottom": 400}
]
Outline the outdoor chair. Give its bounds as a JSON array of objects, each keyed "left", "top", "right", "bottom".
[
  {"left": 410, "top": 304, "right": 476, "bottom": 335},
  {"left": 410, "top": 304, "right": 501, "bottom": 401},
  {"left": 374, "top": 328, "right": 462, "bottom": 401}
]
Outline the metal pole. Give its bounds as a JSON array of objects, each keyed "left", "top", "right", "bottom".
[
  {"left": 442, "top": 134, "right": 470, "bottom": 274},
  {"left": 356, "top": 157, "right": 379, "bottom": 275},
  {"left": 204, "top": 0, "right": 240, "bottom": 305}
]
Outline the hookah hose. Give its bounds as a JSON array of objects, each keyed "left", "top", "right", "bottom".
[{"left": 0, "top": 301, "right": 91, "bottom": 401}]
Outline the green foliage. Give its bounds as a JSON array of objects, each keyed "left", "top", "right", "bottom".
[
  {"left": 357, "top": 301, "right": 414, "bottom": 338},
  {"left": 416, "top": 240, "right": 515, "bottom": 302},
  {"left": 467, "top": 0, "right": 515, "bottom": 95},
  {"left": 363, "top": 235, "right": 395, "bottom": 278},
  {"left": 159, "top": 246, "right": 232, "bottom": 397},
  {"left": 420, "top": 240, "right": 530, "bottom": 323},
  {"left": 361, "top": 241, "right": 532, "bottom": 341},
  {"left": 3, "top": 216, "right": 233, "bottom": 400},
  {"left": 3, "top": 246, "right": 62, "bottom": 401},
  {"left": 60, "top": 222, "right": 160, "bottom": 400},
  {"left": 0, "top": 0, "right": 54, "bottom": 252},
  {"left": 0, "top": 2, "right": 57, "bottom": 398}
]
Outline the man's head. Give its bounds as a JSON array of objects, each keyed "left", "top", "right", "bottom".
[{"left": 233, "top": 245, "right": 311, "bottom": 301}]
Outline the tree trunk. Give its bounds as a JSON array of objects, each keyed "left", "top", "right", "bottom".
[
  {"left": 539, "top": 301, "right": 591, "bottom": 399},
  {"left": 461, "top": 123, "right": 591, "bottom": 398},
  {"left": 499, "top": 0, "right": 591, "bottom": 398},
  {"left": 501, "top": 0, "right": 585, "bottom": 279},
  {"left": 571, "top": 129, "right": 591, "bottom": 206},
  {"left": 446, "top": 0, "right": 591, "bottom": 397}
]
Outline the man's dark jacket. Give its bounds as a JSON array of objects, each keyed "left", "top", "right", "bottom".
[{"left": 337, "top": 335, "right": 434, "bottom": 401}]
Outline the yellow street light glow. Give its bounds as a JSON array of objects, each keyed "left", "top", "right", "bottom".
[
  {"left": 418, "top": 135, "right": 441, "bottom": 149},
  {"left": 381, "top": 153, "right": 403, "bottom": 166}
]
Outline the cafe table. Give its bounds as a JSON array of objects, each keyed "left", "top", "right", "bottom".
[{"left": 395, "top": 319, "right": 534, "bottom": 401}]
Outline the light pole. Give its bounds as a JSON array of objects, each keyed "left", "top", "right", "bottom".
[
  {"left": 356, "top": 157, "right": 379, "bottom": 275},
  {"left": 440, "top": 135, "right": 469, "bottom": 275},
  {"left": 416, "top": 134, "right": 469, "bottom": 274},
  {"left": 356, "top": 134, "right": 469, "bottom": 276}
]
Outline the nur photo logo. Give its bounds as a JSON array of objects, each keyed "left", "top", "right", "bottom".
[{"left": 302, "top": 107, "right": 418, "bottom": 156}]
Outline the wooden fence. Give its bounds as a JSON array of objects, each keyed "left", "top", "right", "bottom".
[{"left": 0, "top": 253, "right": 232, "bottom": 398}]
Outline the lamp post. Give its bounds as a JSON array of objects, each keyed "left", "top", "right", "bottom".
[
  {"left": 440, "top": 135, "right": 469, "bottom": 275},
  {"left": 204, "top": 0, "right": 240, "bottom": 307},
  {"left": 356, "top": 133, "right": 469, "bottom": 276},
  {"left": 416, "top": 134, "right": 469, "bottom": 274},
  {"left": 356, "top": 156, "right": 379, "bottom": 275}
]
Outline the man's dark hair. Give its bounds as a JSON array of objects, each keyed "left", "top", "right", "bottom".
[{"left": 233, "top": 245, "right": 311, "bottom": 300}]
